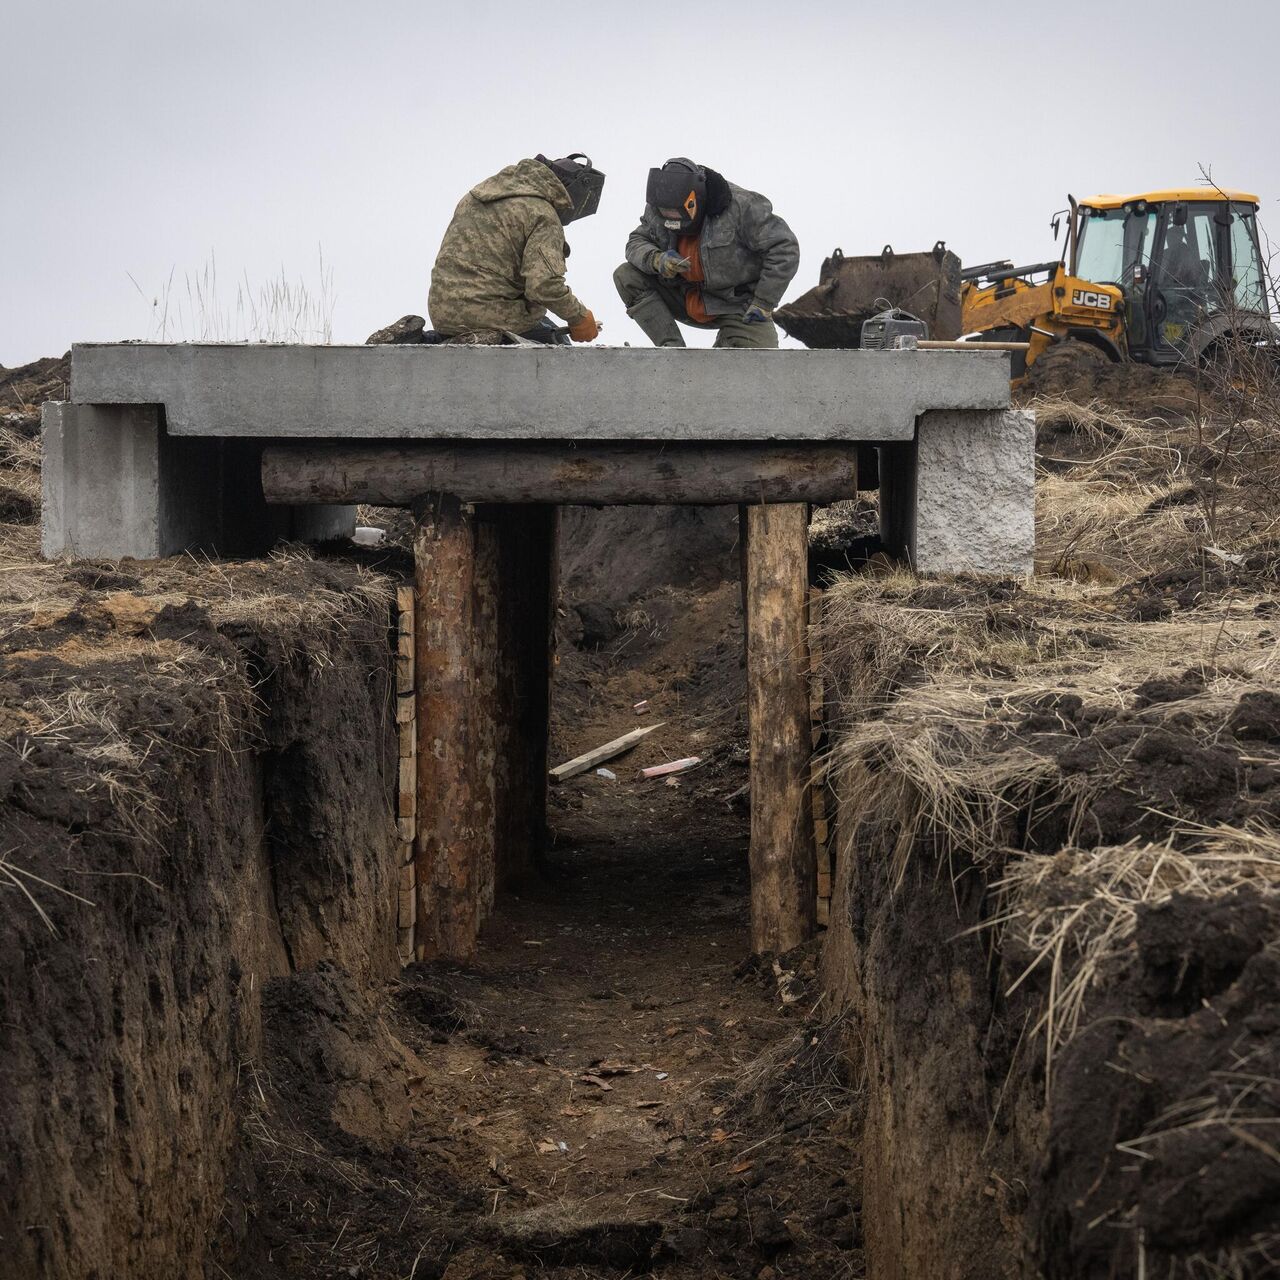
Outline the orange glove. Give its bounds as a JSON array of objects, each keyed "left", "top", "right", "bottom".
[{"left": 568, "top": 310, "right": 600, "bottom": 343}]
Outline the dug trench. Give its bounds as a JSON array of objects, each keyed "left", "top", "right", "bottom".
[
  {"left": 0, "top": 456, "right": 862, "bottom": 1280},
  {"left": 4, "top": 355, "right": 1280, "bottom": 1279}
]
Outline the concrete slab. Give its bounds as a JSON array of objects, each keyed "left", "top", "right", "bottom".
[{"left": 70, "top": 343, "right": 1011, "bottom": 442}]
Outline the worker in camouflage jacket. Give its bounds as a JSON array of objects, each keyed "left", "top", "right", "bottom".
[
  {"left": 614, "top": 158, "right": 799, "bottom": 348},
  {"left": 429, "top": 154, "right": 605, "bottom": 344}
]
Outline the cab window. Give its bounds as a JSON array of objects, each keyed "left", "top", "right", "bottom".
[
  {"left": 1228, "top": 209, "right": 1268, "bottom": 314},
  {"left": 1076, "top": 209, "right": 1126, "bottom": 283},
  {"left": 1076, "top": 208, "right": 1155, "bottom": 285},
  {"left": 1159, "top": 208, "right": 1224, "bottom": 304}
]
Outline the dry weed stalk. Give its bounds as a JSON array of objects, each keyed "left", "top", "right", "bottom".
[{"left": 128, "top": 248, "right": 336, "bottom": 344}]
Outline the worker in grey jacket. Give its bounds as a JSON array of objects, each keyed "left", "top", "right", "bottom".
[{"left": 613, "top": 157, "right": 799, "bottom": 348}]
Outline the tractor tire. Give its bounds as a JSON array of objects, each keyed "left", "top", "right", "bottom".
[{"left": 1023, "top": 339, "right": 1112, "bottom": 397}]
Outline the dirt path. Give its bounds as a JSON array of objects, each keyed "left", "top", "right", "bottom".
[{"left": 228, "top": 581, "right": 862, "bottom": 1279}]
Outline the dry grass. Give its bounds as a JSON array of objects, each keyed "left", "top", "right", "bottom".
[
  {"left": 728, "top": 1008, "right": 859, "bottom": 1123},
  {"left": 0, "top": 424, "right": 40, "bottom": 504},
  {"left": 128, "top": 249, "right": 336, "bottom": 344},
  {"left": 819, "top": 555, "right": 1280, "bottom": 1072},
  {"left": 988, "top": 827, "right": 1280, "bottom": 1088},
  {"left": 1029, "top": 390, "right": 1278, "bottom": 582}
]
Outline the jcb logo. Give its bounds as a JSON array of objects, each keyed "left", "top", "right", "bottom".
[{"left": 1072, "top": 289, "right": 1113, "bottom": 310}]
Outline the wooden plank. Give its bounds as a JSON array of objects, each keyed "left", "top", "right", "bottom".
[
  {"left": 396, "top": 651, "right": 414, "bottom": 696},
  {"left": 397, "top": 815, "right": 416, "bottom": 846},
  {"left": 413, "top": 492, "right": 481, "bottom": 962},
  {"left": 745, "top": 503, "right": 816, "bottom": 954},
  {"left": 398, "top": 755, "right": 416, "bottom": 816},
  {"left": 261, "top": 441, "right": 860, "bottom": 506},
  {"left": 549, "top": 723, "right": 665, "bottom": 783},
  {"left": 399, "top": 715, "right": 416, "bottom": 759},
  {"left": 396, "top": 691, "right": 414, "bottom": 724},
  {"left": 398, "top": 862, "right": 416, "bottom": 929}
]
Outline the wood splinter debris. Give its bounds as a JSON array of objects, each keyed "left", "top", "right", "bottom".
[{"left": 640, "top": 757, "right": 701, "bottom": 780}]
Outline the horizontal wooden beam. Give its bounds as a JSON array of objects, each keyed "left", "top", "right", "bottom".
[{"left": 261, "top": 442, "right": 858, "bottom": 507}]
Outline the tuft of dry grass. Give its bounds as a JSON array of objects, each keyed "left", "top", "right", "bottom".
[
  {"left": 988, "top": 826, "right": 1280, "bottom": 1088},
  {"left": 127, "top": 249, "right": 336, "bottom": 344}
]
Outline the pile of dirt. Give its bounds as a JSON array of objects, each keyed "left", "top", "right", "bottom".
[
  {"left": 0, "top": 353, "right": 69, "bottom": 412},
  {"left": 1018, "top": 351, "right": 1204, "bottom": 421},
  {"left": 559, "top": 506, "right": 740, "bottom": 607}
]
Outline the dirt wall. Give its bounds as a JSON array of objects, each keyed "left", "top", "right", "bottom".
[
  {"left": 821, "top": 835, "right": 1032, "bottom": 1279},
  {"left": 819, "top": 572, "right": 1280, "bottom": 1279},
  {"left": 0, "top": 558, "right": 400, "bottom": 1280}
]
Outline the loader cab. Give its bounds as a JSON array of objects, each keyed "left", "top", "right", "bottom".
[{"left": 1073, "top": 189, "right": 1270, "bottom": 365}]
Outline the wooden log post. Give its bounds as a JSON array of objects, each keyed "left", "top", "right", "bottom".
[
  {"left": 744, "top": 503, "right": 817, "bottom": 953},
  {"left": 413, "top": 493, "right": 483, "bottom": 962}
]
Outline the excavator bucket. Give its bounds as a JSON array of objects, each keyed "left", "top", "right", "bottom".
[{"left": 776, "top": 241, "right": 963, "bottom": 348}]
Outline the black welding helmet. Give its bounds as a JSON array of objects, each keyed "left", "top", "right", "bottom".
[
  {"left": 537, "top": 153, "right": 605, "bottom": 225},
  {"left": 646, "top": 157, "right": 707, "bottom": 233}
]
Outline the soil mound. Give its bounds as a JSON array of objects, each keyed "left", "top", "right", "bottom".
[{"left": 0, "top": 353, "right": 69, "bottom": 411}]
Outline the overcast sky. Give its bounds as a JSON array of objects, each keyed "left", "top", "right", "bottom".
[{"left": 4, "top": 0, "right": 1278, "bottom": 364}]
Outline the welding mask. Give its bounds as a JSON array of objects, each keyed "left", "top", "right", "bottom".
[
  {"left": 646, "top": 158, "right": 707, "bottom": 233},
  {"left": 537, "top": 153, "right": 605, "bottom": 225}
]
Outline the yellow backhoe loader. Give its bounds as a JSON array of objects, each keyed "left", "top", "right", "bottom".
[{"left": 961, "top": 188, "right": 1275, "bottom": 380}]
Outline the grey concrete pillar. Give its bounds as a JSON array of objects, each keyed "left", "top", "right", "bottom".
[
  {"left": 913, "top": 408, "right": 1035, "bottom": 576},
  {"left": 41, "top": 402, "right": 356, "bottom": 560}
]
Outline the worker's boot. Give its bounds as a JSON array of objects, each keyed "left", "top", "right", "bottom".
[{"left": 625, "top": 292, "right": 686, "bottom": 348}]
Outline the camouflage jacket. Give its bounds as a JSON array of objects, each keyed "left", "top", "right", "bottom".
[
  {"left": 624, "top": 182, "right": 800, "bottom": 315},
  {"left": 429, "top": 160, "right": 588, "bottom": 336}
]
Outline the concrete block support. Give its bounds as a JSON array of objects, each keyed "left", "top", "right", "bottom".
[
  {"left": 878, "top": 409, "right": 1035, "bottom": 576},
  {"left": 41, "top": 401, "right": 355, "bottom": 560},
  {"left": 42, "top": 402, "right": 220, "bottom": 559},
  {"left": 914, "top": 409, "right": 1035, "bottom": 576}
]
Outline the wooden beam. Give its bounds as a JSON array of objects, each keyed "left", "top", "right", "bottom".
[
  {"left": 549, "top": 723, "right": 665, "bottom": 783},
  {"left": 413, "top": 493, "right": 482, "bottom": 962},
  {"left": 744, "top": 503, "right": 816, "bottom": 954},
  {"left": 261, "top": 442, "right": 859, "bottom": 507}
]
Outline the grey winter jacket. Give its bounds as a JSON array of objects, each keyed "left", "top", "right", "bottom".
[{"left": 624, "top": 182, "right": 800, "bottom": 315}]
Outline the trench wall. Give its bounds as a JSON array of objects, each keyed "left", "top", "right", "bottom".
[
  {"left": 821, "top": 826, "right": 1035, "bottom": 1280},
  {"left": 817, "top": 582, "right": 1280, "bottom": 1279},
  {"left": 0, "top": 570, "right": 399, "bottom": 1280}
]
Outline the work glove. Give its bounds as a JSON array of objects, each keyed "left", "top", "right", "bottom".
[
  {"left": 568, "top": 310, "right": 600, "bottom": 343},
  {"left": 743, "top": 303, "right": 772, "bottom": 324},
  {"left": 652, "top": 249, "right": 692, "bottom": 279}
]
